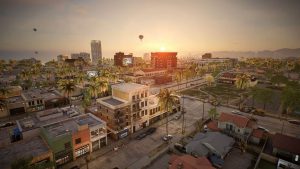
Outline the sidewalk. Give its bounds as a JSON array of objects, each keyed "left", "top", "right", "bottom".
[{"left": 61, "top": 112, "right": 181, "bottom": 169}]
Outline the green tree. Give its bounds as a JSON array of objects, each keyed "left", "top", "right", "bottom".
[
  {"left": 270, "top": 74, "right": 288, "bottom": 86},
  {"left": 208, "top": 107, "right": 218, "bottom": 120},
  {"left": 252, "top": 87, "right": 274, "bottom": 110},
  {"left": 235, "top": 73, "right": 251, "bottom": 90},
  {"left": 158, "top": 89, "right": 178, "bottom": 137},
  {"left": 58, "top": 79, "right": 76, "bottom": 104}
]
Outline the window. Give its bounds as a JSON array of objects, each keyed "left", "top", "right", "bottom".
[
  {"left": 145, "top": 110, "right": 148, "bottom": 115},
  {"left": 64, "top": 142, "right": 71, "bottom": 149},
  {"left": 145, "top": 92, "right": 148, "bottom": 97},
  {"left": 145, "top": 101, "right": 147, "bottom": 106},
  {"left": 28, "top": 102, "right": 31, "bottom": 106},
  {"left": 150, "top": 109, "right": 152, "bottom": 114},
  {"left": 141, "top": 111, "right": 144, "bottom": 116},
  {"left": 141, "top": 102, "right": 144, "bottom": 107},
  {"left": 132, "top": 95, "right": 135, "bottom": 100},
  {"left": 141, "top": 93, "right": 144, "bottom": 98},
  {"left": 75, "top": 138, "right": 81, "bottom": 144}
]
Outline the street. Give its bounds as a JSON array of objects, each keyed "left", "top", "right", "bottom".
[{"left": 63, "top": 96, "right": 300, "bottom": 169}]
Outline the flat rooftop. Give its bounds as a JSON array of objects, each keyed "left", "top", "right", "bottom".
[
  {"left": 102, "top": 97, "right": 124, "bottom": 106},
  {"left": 0, "top": 136, "right": 50, "bottom": 169},
  {"left": 43, "top": 113, "right": 104, "bottom": 138},
  {"left": 22, "top": 88, "right": 63, "bottom": 101},
  {"left": 6, "top": 96, "right": 24, "bottom": 104},
  {"left": 17, "top": 107, "right": 83, "bottom": 132},
  {"left": 112, "top": 83, "right": 148, "bottom": 92}
]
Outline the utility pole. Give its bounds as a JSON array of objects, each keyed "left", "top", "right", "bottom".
[{"left": 182, "top": 94, "right": 185, "bottom": 135}]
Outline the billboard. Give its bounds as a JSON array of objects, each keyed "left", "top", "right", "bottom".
[{"left": 122, "top": 57, "right": 132, "bottom": 66}]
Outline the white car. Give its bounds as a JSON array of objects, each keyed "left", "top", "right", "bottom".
[
  {"left": 162, "top": 134, "right": 173, "bottom": 141},
  {"left": 258, "top": 126, "right": 270, "bottom": 132},
  {"left": 231, "top": 110, "right": 243, "bottom": 115}
]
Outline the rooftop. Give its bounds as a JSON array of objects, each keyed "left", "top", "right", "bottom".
[
  {"left": 186, "top": 132, "right": 235, "bottom": 159},
  {"left": 6, "top": 96, "right": 24, "bottom": 104},
  {"left": 21, "top": 88, "right": 63, "bottom": 101},
  {"left": 169, "top": 155, "right": 215, "bottom": 169},
  {"left": 272, "top": 133, "right": 300, "bottom": 155},
  {"left": 102, "top": 97, "right": 124, "bottom": 106},
  {"left": 112, "top": 83, "right": 148, "bottom": 92},
  {"left": 219, "top": 112, "right": 250, "bottom": 128},
  {"left": 0, "top": 136, "right": 50, "bottom": 169},
  {"left": 17, "top": 107, "right": 83, "bottom": 132},
  {"left": 43, "top": 113, "right": 104, "bottom": 138}
]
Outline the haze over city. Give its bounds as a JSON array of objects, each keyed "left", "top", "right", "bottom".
[
  {"left": 1, "top": 1, "right": 300, "bottom": 169},
  {"left": 1, "top": 0, "right": 300, "bottom": 62}
]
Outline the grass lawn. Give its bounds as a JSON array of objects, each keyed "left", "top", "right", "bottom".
[{"left": 179, "top": 88, "right": 208, "bottom": 100}]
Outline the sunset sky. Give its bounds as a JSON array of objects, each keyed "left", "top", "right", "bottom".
[{"left": 0, "top": 0, "right": 300, "bottom": 60}]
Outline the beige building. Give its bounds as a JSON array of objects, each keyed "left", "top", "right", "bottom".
[{"left": 94, "top": 83, "right": 180, "bottom": 140}]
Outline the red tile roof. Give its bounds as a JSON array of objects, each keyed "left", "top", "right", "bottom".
[
  {"left": 272, "top": 133, "right": 300, "bottom": 155},
  {"left": 207, "top": 121, "right": 220, "bottom": 131},
  {"left": 169, "top": 155, "right": 215, "bottom": 169},
  {"left": 251, "top": 129, "right": 264, "bottom": 139},
  {"left": 219, "top": 112, "right": 250, "bottom": 128}
]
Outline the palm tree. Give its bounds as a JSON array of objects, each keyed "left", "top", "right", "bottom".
[
  {"left": 157, "top": 89, "right": 178, "bottom": 137},
  {"left": 235, "top": 73, "right": 251, "bottom": 90},
  {"left": 58, "top": 79, "right": 76, "bottom": 105},
  {"left": 175, "top": 70, "right": 183, "bottom": 90},
  {"left": 76, "top": 72, "right": 86, "bottom": 87},
  {"left": 208, "top": 107, "right": 218, "bottom": 120}
]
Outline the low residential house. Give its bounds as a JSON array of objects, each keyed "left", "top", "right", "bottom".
[
  {"left": 272, "top": 133, "right": 300, "bottom": 165},
  {"left": 0, "top": 136, "right": 53, "bottom": 169},
  {"left": 169, "top": 154, "right": 215, "bottom": 169},
  {"left": 186, "top": 132, "right": 235, "bottom": 159},
  {"left": 21, "top": 88, "right": 68, "bottom": 113},
  {"left": 41, "top": 113, "right": 107, "bottom": 166},
  {"left": 217, "top": 112, "right": 258, "bottom": 142},
  {"left": 16, "top": 107, "right": 83, "bottom": 140}
]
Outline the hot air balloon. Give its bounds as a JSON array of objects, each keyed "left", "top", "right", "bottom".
[
  {"left": 139, "top": 35, "right": 144, "bottom": 41},
  {"left": 33, "top": 28, "right": 37, "bottom": 32}
]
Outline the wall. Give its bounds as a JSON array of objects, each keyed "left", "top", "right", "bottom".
[{"left": 113, "top": 89, "right": 129, "bottom": 101}]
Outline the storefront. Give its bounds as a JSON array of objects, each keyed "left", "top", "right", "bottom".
[{"left": 75, "top": 144, "right": 89, "bottom": 158}]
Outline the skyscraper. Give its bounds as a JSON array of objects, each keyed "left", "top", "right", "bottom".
[
  {"left": 91, "top": 40, "right": 102, "bottom": 65},
  {"left": 151, "top": 52, "right": 177, "bottom": 69}
]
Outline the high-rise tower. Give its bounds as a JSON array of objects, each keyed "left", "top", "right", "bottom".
[{"left": 91, "top": 40, "right": 102, "bottom": 65}]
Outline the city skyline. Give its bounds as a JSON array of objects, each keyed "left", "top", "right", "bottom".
[{"left": 0, "top": 0, "right": 300, "bottom": 61}]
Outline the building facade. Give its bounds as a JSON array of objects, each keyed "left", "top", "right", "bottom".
[
  {"left": 95, "top": 83, "right": 180, "bottom": 140},
  {"left": 151, "top": 52, "right": 177, "bottom": 69},
  {"left": 91, "top": 40, "right": 102, "bottom": 65},
  {"left": 114, "top": 52, "right": 133, "bottom": 67},
  {"left": 71, "top": 52, "right": 91, "bottom": 63}
]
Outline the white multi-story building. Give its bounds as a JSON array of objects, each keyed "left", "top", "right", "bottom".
[{"left": 91, "top": 40, "right": 102, "bottom": 65}]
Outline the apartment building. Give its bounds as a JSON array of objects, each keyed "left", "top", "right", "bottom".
[{"left": 95, "top": 83, "right": 180, "bottom": 140}]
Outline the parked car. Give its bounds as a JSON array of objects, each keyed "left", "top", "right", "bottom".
[
  {"left": 135, "top": 133, "right": 147, "bottom": 140},
  {"left": 253, "top": 109, "right": 266, "bottom": 116},
  {"left": 288, "top": 120, "right": 300, "bottom": 125},
  {"left": 258, "top": 126, "right": 270, "bottom": 132},
  {"left": 174, "top": 143, "right": 186, "bottom": 153},
  {"left": 146, "top": 127, "right": 157, "bottom": 135},
  {"left": 203, "top": 125, "right": 208, "bottom": 132},
  {"left": 174, "top": 113, "right": 182, "bottom": 120},
  {"left": 0, "top": 122, "right": 14, "bottom": 128},
  {"left": 162, "top": 134, "right": 173, "bottom": 141},
  {"left": 231, "top": 110, "right": 243, "bottom": 115}
]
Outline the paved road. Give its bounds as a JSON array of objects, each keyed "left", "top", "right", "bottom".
[{"left": 63, "top": 96, "right": 300, "bottom": 169}]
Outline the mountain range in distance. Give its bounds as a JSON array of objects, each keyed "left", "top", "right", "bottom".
[{"left": 184, "top": 48, "right": 300, "bottom": 59}]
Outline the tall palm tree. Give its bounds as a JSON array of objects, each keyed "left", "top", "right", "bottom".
[
  {"left": 235, "top": 73, "right": 251, "bottom": 109},
  {"left": 58, "top": 79, "right": 76, "bottom": 104},
  {"left": 235, "top": 73, "right": 251, "bottom": 90},
  {"left": 157, "top": 89, "right": 178, "bottom": 137},
  {"left": 175, "top": 70, "right": 183, "bottom": 90}
]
